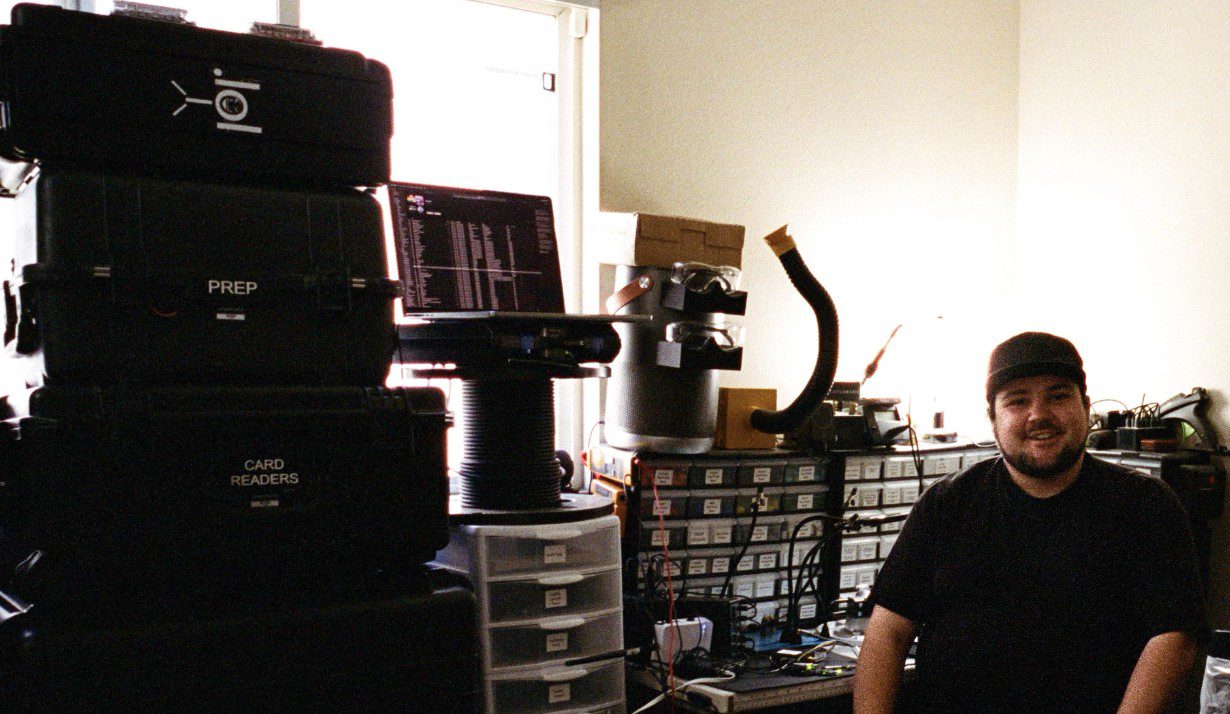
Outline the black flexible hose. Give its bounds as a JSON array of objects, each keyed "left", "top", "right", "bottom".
[{"left": 750, "top": 227, "right": 839, "bottom": 434}]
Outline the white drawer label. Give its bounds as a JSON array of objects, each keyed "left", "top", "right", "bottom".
[
  {"left": 543, "top": 544, "right": 567, "bottom": 565},
  {"left": 751, "top": 525, "right": 769, "bottom": 542},
  {"left": 844, "top": 460, "right": 862, "bottom": 480},
  {"left": 548, "top": 683, "right": 571, "bottom": 704},
  {"left": 688, "top": 559, "right": 708, "bottom": 575},
  {"left": 710, "top": 557, "right": 730, "bottom": 574},
  {"left": 705, "top": 468, "right": 724, "bottom": 485},
  {"left": 800, "top": 603, "right": 818, "bottom": 619},
  {"left": 758, "top": 553, "right": 777, "bottom": 570},
  {"left": 797, "top": 465, "right": 816, "bottom": 481},
  {"left": 858, "top": 542, "right": 878, "bottom": 560},
  {"left": 651, "top": 530, "right": 669, "bottom": 547},
  {"left": 797, "top": 494, "right": 814, "bottom": 510},
  {"left": 796, "top": 522, "right": 815, "bottom": 538},
  {"left": 863, "top": 463, "right": 881, "bottom": 480},
  {"left": 546, "top": 632, "right": 569, "bottom": 653},
  {"left": 654, "top": 469, "right": 674, "bottom": 486},
  {"left": 653, "top": 499, "right": 672, "bottom": 516},
  {"left": 883, "top": 487, "right": 902, "bottom": 505},
  {"left": 856, "top": 569, "right": 876, "bottom": 586},
  {"left": 545, "top": 588, "right": 568, "bottom": 609},
  {"left": 703, "top": 498, "right": 722, "bottom": 515},
  {"left": 860, "top": 489, "right": 880, "bottom": 507},
  {"left": 840, "top": 570, "right": 857, "bottom": 589},
  {"left": 753, "top": 467, "right": 771, "bottom": 483},
  {"left": 841, "top": 543, "right": 858, "bottom": 562},
  {"left": 712, "top": 525, "right": 733, "bottom": 544},
  {"left": 687, "top": 525, "right": 710, "bottom": 546},
  {"left": 737, "top": 555, "right": 755, "bottom": 572},
  {"left": 885, "top": 460, "right": 904, "bottom": 479},
  {"left": 735, "top": 582, "right": 755, "bottom": 598}
]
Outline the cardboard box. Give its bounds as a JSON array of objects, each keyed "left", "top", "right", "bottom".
[
  {"left": 715, "top": 387, "right": 778, "bottom": 450},
  {"left": 597, "top": 212, "right": 745, "bottom": 268}
]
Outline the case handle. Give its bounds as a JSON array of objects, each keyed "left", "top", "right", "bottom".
[
  {"left": 541, "top": 667, "right": 589, "bottom": 682},
  {"left": 539, "top": 617, "right": 586, "bottom": 631}
]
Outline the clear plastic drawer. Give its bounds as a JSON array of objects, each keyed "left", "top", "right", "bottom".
[
  {"left": 488, "top": 568, "right": 622, "bottom": 625},
  {"left": 483, "top": 519, "right": 621, "bottom": 577},
  {"left": 488, "top": 659, "right": 624, "bottom": 714},
  {"left": 488, "top": 608, "right": 623, "bottom": 670}
]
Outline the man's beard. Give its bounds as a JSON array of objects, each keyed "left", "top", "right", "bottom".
[
  {"left": 1000, "top": 440, "right": 1084, "bottom": 479},
  {"left": 994, "top": 421, "right": 1086, "bottom": 479}
]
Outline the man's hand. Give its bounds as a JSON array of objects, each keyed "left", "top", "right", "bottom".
[
  {"left": 853, "top": 605, "right": 919, "bottom": 714},
  {"left": 1118, "top": 630, "right": 1198, "bottom": 713}
]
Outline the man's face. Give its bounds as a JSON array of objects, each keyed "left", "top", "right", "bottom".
[{"left": 990, "top": 374, "right": 1089, "bottom": 479}]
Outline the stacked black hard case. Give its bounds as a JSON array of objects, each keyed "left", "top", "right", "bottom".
[{"left": 0, "top": 4, "right": 477, "bottom": 708}]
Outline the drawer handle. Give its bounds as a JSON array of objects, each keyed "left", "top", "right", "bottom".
[
  {"left": 534, "top": 528, "right": 582, "bottom": 541},
  {"left": 539, "top": 617, "right": 586, "bottom": 631},
  {"left": 541, "top": 667, "right": 589, "bottom": 682},
  {"left": 538, "top": 573, "right": 585, "bottom": 586}
]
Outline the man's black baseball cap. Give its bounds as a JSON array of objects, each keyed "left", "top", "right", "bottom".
[{"left": 986, "top": 332, "right": 1086, "bottom": 402}]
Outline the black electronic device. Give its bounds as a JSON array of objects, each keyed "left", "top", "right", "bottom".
[
  {"left": 0, "top": 569, "right": 479, "bottom": 711},
  {"left": 393, "top": 182, "right": 571, "bottom": 319},
  {"left": 0, "top": 3, "right": 392, "bottom": 193},
  {"left": 5, "top": 169, "right": 399, "bottom": 387},
  {"left": 0, "top": 385, "right": 449, "bottom": 623},
  {"left": 391, "top": 182, "right": 633, "bottom": 511}
]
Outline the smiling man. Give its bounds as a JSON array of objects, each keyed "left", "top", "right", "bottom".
[{"left": 853, "top": 332, "right": 1206, "bottom": 713}]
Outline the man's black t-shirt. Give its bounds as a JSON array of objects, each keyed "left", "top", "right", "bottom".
[{"left": 870, "top": 455, "right": 1206, "bottom": 713}]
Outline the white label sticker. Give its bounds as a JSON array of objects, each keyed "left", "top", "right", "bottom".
[
  {"left": 737, "top": 555, "right": 755, "bottom": 571},
  {"left": 800, "top": 603, "right": 818, "bottom": 619},
  {"left": 858, "top": 542, "right": 878, "bottom": 560},
  {"left": 654, "top": 468, "right": 674, "bottom": 486},
  {"left": 840, "top": 570, "right": 857, "bottom": 589},
  {"left": 885, "top": 460, "right": 903, "bottom": 479},
  {"left": 653, "top": 499, "right": 672, "bottom": 516},
  {"left": 797, "top": 465, "right": 816, "bottom": 481},
  {"left": 758, "top": 553, "right": 777, "bottom": 570},
  {"left": 688, "top": 559, "right": 708, "bottom": 575},
  {"left": 753, "top": 467, "right": 771, "bottom": 483},
  {"left": 545, "top": 588, "right": 568, "bottom": 609},
  {"left": 797, "top": 494, "right": 814, "bottom": 510},
  {"left": 845, "top": 460, "right": 863, "bottom": 480},
  {"left": 543, "top": 544, "right": 567, "bottom": 565},
  {"left": 863, "top": 463, "right": 882, "bottom": 480},
  {"left": 651, "top": 530, "right": 669, "bottom": 547},
  {"left": 548, "top": 683, "right": 571, "bottom": 704},
  {"left": 687, "top": 525, "right": 710, "bottom": 546},
  {"left": 710, "top": 557, "right": 730, "bottom": 574},
  {"left": 546, "top": 632, "right": 569, "bottom": 653},
  {"left": 856, "top": 569, "right": 876, "bottom": 586},
  {"left": 735, "top": 582, "right": 755, "bottom": 598},
  {"left": 712, "top": 525, "right": 733, "bottom": 544},
  {"left": 883, "top": 487, "right": 902, "bottom": 505},
  {"left": 797, "top": 522, "right": 815, "bottom": 538},
  {"left": 705, "top": 468, "right": 724, "bottom": 485},
  {"left": 841, "top": 543, "right": 858, "bottom": 562},
  {"left": 703, "top": 498, "right": 722, "bottom": 515},
  {"left": 751, "top": 525, "right": 769, "bottom": 542},
  {"left": 860, "top": 489, "right": 880, "bottom": 507}
]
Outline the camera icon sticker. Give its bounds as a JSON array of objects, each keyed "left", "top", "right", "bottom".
[{"left": 171, "top": 68, "right": 263, "bottom": 134}]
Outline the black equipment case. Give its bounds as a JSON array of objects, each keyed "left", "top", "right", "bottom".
[
  {"left": 0, "top": 570, "right": 479, "bottom": 711},
  {"left": 5, "top": 169, "right": 399, "bottom": 387},
  {"left": 0, "top": 385, "right": 449, "bottom": 621},
  {"left": 0, "top": 3, "right": 392, "bottom": 193}
]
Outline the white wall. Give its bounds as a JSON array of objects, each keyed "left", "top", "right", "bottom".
[
  {"left": 600, "top": 0, "right": 1230, "bottom": 625},
  {"left": 1018, "top": 0, "right": 1230, "bottom": 626},
  {"left": 600, "top": 0, "right": 1020, "bottom": 441}
]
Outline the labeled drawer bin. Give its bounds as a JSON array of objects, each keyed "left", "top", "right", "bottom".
[
  {"left": 781, "top": 491, "right": 826, "bottom": 512},
  {"left": 488, "top": 659, "right": 624, "bottom": 714},
  {"left": 736, "top": 462, "right": 785, "bottom": 486},
  {"left": 441, "top": 516, "right": 621, "bottom": 578},
  {"left": 488, "top": 609, "right": 623, "bottom": 670},
  {"left": 638, "top": 526, "right": 685, "bottom": 550},
  {"left": 487, "top": 569, "right": 622, "bottom": 624},
  {"left": 688, "top": 463, "right": 738, "bottom": 487},
  {"left": 735, "top": 493, "right": 781, "bottom": 515},
  {"left": 639, "top": 494, "right": 687, "bottom": 519},
  {"left": 639, "top": 463, "right": 689, "bottom": 488},
  {"left": 733, "top": 522, "right": 781, "bottom": 545},
  {"left": 686, "top": 495, "right": 736, "bottom": 518},
  {"left": 784, "top": 458, "right": 825, "bottom": 483}
]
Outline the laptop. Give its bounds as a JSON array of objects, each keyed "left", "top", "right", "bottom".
[{"left": 388, "top": 182, "right": 641, "bottom": 323}]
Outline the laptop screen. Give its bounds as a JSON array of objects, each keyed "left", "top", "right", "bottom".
[{"left": 388, "top": 182, "right": 566, "bottom": 316}]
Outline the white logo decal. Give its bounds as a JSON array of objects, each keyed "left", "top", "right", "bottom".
[{"left": 171, "top": 68, "right": 263, "bottom": 134}]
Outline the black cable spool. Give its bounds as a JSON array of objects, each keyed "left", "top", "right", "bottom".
[{"left": 458, "top": 378, "right": 561, "bottom": 510}]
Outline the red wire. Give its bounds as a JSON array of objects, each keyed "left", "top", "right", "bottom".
[{"left": 650, "top": 476, "right": 677, "bottom": 710}]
